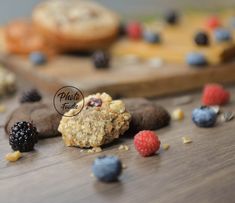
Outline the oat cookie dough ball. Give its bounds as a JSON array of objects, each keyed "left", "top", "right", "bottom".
[
  {"left": 58, "top": 93, "right": 131, "bottom": 148},
  {"left": 32, "top": 0, "right": 120, "bottom": 51}
]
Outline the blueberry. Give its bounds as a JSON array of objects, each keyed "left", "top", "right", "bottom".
[
  {"left": 164, "top": 10, "right": 179, "bottom": 25},
  {"left": 29, "top": 52, "right": 47, "bottom": 65},
  {"left": 92, "top": 50, "right": 110, "bottom": 69},
  {"left": 214, "top": 28, "right": 232, "bottom": 42},
  {"left": 186, "top": 52, "right": 207, "bottom": 66},
  {"left": 194, "top": 31, "right": 209, "bottom": 46},
  {"left": 192, "top": 106, "right": 217, "bottom": 127},
  {"left": 143, "top": 30, "right": 161, "bottom": 44},
  {"left": 92, "top": 155, "right": 122, "bottom": 182}
]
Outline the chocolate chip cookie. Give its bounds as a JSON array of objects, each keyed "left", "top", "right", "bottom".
[
  {"left": 5, "top": 102, "right": 61, "bottom": 138},
  {"left": 123, "top": 98, "right": 170, "bottom": 133}
]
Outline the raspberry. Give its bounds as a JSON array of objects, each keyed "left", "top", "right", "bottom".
[
  {"left": 202, "top": 84, "right": 230, "bottom": 106},
  {"left": 206, "top": 16, "right": 221, "bottom": 30},
  {"left": 134, "top": 130, "right": 161, "bottom": 157},
  {"left": 126, "top": 22, "right": 142, "bottom": 40}
]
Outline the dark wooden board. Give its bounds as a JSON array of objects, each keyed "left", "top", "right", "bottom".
[{"left": 1, "top": 53, "right": 235, "bottom": 98}]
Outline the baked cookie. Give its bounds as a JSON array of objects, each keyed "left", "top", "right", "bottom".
[
  {"left": 58, "top": 93, "right": 131, "bottom": 148},
  {"left": 32, "top": 0, "right": 120, "bottom": 51},
  {"left": 123, "top": 98, "right": 170, "bottom": 133},
  {"left": 5, "top": 102, "right": 61, "bottom": 138},
  {"left": 0, "top": 65, "right": 16, "bottom": 97},
  {"left": 5, "top": 20, "right": 57, "bottom": 55}
]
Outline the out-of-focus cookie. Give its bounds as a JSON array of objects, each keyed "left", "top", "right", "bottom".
[
  {"left": 5, "top": 102, "right": 61, "bottom": 138},
  {"left": 32, "top": 0, "right": 120, "bottom": 51},
  {"left": 0, "top": 65, "right": 16, "bottom": 97},
  {"left": 123, "top": 98, "right": 170, "bottom": 133},
  {"left": 5, "top": 20, "right": 57, "bottom": 55},
  {"left": 58, "top": 93, "right": 131, "bottom": 148}
]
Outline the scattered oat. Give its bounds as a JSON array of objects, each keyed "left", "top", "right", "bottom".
[
  {"left": 172, "top": 108, "right": 184, "bottom": 121},
  {"left": 182, "top": 136, "right": 192, "bottom": 144},
  {"left": 162, "top": 144, "right": 170, "bottom": 150},
  {"left": 80, "top": 149, "right": 84, "bottom": 153},
  {"left": 88, "top": 147, "right": 102, "bottom": 153},
  {"left": 210, "top": 106, "right": 220, "bottom": 114},
  {"left": 5, "top": 151, "right": 22, "bottom": 162},
  {"left": 90, "top": 173, "right": 94, "bottom": 178},
  {"left": 118, "top": 144, "right": 129, "bottom": 151},
  {"left": 221, "top": 111, "right": 234, "bottom": 122},
  {"left": 0, "top": 104, "right": 6, "bottom": 113},
  {"left": 122, "top": 163, "right": 127, "bottom": 169},
  {"left": 173, "top": 96, "right": 192, "bottom": 106}
]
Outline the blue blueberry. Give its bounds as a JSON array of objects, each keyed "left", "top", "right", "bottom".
[
  {"left": 192, "top": 106, "right": 217, "bottom": 127},
  {"left": 29, "top": 52, "right": 47, "bottom": 65},
  {"left": 143, "top": 30, "right": 161, "bottom": 43},
  {"left": 186, "top": 52, "right": 207, "bottom": 66},
  {"left": 214, "top": 28, "right": 232, "bottom": 42},
  {"left": 92, "top": 155, "right": 122, "bottom": 182}
]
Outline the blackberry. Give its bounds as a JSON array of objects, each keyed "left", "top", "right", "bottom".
[
  {"left": 164, "top": 10, "right": 179, "bottom": 25},
  {"left": 194, "top": 31, "right": 209, "bottom": 46},
  {"left": 9, "top": 121, "right": 38, "bottom": 152},
  {"left": 92, "top": 50, "right": 110, "bottom": 69},
  {"left": 20, "top": 89, "right": 42, "bottom": 103}
]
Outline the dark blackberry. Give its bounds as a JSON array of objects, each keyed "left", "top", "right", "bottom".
[
  {"left": 194, "top": 31, "right": 209, "bottom": 46},
  {"left": 92, "top": 50, "right": 110, "bottom": 69},
  {"left": 9, "top": 121, "right": 38, "bottom": 152},
  {"left": 20, "top": 89, "right": 42, "bottom": 103},
  {"left": 164, "top": 10, "right": 179, "bottom": 25}
]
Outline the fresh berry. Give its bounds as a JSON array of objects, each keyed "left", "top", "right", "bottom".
[
  {"left": 20, "top": 88, "right": 42, "bottom": 103},
  {"left": 87, "top": 98, "right": 102, "bottom": 107},
  {"left": 164, "top": 10, "right": 179, "bottom": 25},
  {"left": 186, "top": 52, "right": 207, "bottom": 66},
  {"left": 126, "top": 22, "right": 142, "bottom": 40},
  {"left": 206, "top": 16, "right": 221, "bottom": 30},
  {"left": 134, "top": 130, "right": 161, "bottom": 157},
  {"left": 194, "top": 31, "right": 210, "bottom": 46},
  {"left": 143, "top": 30, "right": 161, "bottom": 44},
  {"left": 118, "top": 22, "right": 126, "bottom": 37},
  {"left": 92, "top": 155, "right": 122, "bottom": 182},
  {"left": 202, "top": 84, "right": 230, "bottom": 106},
  {"left": 214, "top": 28, "right": 232, "bottom": 42},
  {"left": 29, "top": 51, "right": 47, "bottom": 65},
  {"left": 92, "top": 50, "right": 110, "bottom": 69},
  {"left": 192, "top": 106, "right": 217, "bottom": 127},
  {"left": 9, "top": 121, "right": 38, "bottom": 152}
]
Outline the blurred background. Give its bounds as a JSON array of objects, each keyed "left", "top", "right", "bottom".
[{"left": 1, "top": 0, "right": 235, "bottom": 24}]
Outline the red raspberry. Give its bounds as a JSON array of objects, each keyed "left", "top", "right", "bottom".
[
  {"left": 206, "top": 16, "right": 221, "bottom": 30},
  {"left": 126, "top": 22, "right": 142, "bottom": 40},
  {"left": 134, "top": 130, "right": 161, "bottom": 157},
  {"left": 202, "top": 83, "right": 230, "bottom": 106}
]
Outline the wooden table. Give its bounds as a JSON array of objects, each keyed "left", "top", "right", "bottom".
[{"left": 0, "top": 81, "right": 235, "bottom": 203}]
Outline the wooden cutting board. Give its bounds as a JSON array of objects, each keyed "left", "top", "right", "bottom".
[{"left": 1, "top": 52, "right": 235, "bottom": 98}]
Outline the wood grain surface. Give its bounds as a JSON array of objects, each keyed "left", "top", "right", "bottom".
[
  {"left": 1, "top": 53, "right": 235, "bottom": 98},
  {"left": 0, "top": 81, "right": 234, "bottom": 203}
]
